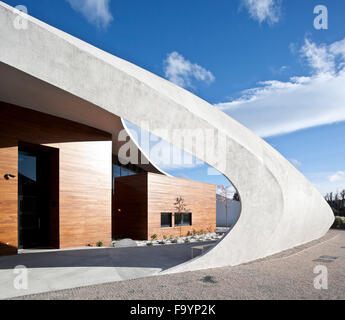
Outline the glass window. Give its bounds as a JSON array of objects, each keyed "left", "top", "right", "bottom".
[
  {"left": 174, "top": 213, "right": 192, "bottom": 226},
  {"left": 161, "top": 212, "right": 172, "bottom": 228},
  {"left": 113, "top": 164, "right": 121, "bottom": 178}
]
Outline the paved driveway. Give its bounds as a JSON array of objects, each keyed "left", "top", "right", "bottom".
[
  {"left": 0, "top": 241, "right": 216, "bottom": 299},
  {"left": 10, "top": 230, "right": 345, "bottom": 300}
]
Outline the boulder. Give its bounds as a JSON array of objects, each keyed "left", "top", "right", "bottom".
[{"left": 113, "top": 238, "right": 138, "bottom": 248}]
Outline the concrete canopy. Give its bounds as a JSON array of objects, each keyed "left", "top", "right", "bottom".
[{"left": 0, "top": 2, "right": 334, "bottom": 273}]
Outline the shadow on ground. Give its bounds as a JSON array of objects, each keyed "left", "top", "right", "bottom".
[{"left": 0, "top": 241, "right": 217, "bottom": 271}]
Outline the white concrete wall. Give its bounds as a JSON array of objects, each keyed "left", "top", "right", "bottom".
[{"left": 216, "top": 196, "right": 241, "bottom": 228}]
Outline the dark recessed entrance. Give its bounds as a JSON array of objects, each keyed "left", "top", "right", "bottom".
[{"left": 18, "top": 143, "right": 59, "bottom": 249}]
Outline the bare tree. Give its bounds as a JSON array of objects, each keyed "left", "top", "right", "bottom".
[
  {"left": 174, "top": 196, "right": 189, "bottom": 237},
  {"left": 217, "top": 185, "right": 233, "bottom": 229}
]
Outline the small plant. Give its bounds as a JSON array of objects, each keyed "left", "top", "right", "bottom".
[
  {"left": 171, "top": 239, "right": 178, "bottom": 244},
  {"left": 187, "top": 231, "right": 192, "bottom": 237},
  {"left": 146, "top": 242, "right": 153, "bottom": 246},
  {"left": 96, "top": 241, "right": 103, "bottom": 247},
  {"left": 163, "top": 235, "right": 167, "bottom": 240},
  {"left": 192, "top": 229, "right": 197, "bottom": 236},
  {"left": 151, "top": 234, "right": 158, "bottom": 240},
  {"left": 184, "top": 239, "right": 190, "bottom": 243}
]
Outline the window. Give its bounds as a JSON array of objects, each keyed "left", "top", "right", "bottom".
[
  {"left": 161, "top": 212, "right": 172, "bottom": 228},
  {"left": 174, "top": 213, "right": 192, "bottom": 226}
]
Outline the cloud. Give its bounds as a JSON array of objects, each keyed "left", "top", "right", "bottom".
[
  {"left": 164, "top": 52, "right": 215, "bottom": 89},
  {"left": 240, "top": 0, "right": 282, "bottom": 25},
  {"left": 66, "top": 0, "right": 113, "bottom": 29},
  {"left": 216, "top": 37, "right": 345, "bottom": 137},
  {"left": 329, "top": 171, "right": 345, "bottom": 182},
  {"left": 305, "top": 171, "right": 345, "bottom": 196},
  {"left": 289, "top": 159, "right": 301, "bottom": 167}
]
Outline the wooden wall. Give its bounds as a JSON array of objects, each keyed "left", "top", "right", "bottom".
[
  {"left": 113, "top": 173, "right": 216, "bottom": 240},
  {"left": 0, "top": 145, "right": 18, "bottom": 255},
  {"left": 147, "top": 173, "right": 216, "bottom": 240},
  {"left": 0, "top": 102, "right": 112, "bottom": 254},
  {"left": 113, "top": 173, "right": 148, "bottom": 240}
]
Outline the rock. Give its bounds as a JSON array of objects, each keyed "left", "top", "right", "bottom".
[{"left": 113, "top": 238, "right": 138, "bottom": 248}]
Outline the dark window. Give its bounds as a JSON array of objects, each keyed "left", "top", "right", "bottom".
[
  {"left": 174, "top": 213, "right": 192, "bottom": 226},
  {"left": 161, "top": 212, "right": 172, "bottom": 228}
]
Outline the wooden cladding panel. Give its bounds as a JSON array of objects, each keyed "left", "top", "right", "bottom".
[
  {"left": 147, "top": 173, "right": 216, "bottom": 240},
  {"left": 0, "top": 145, "right": 18, "bottom": 255},
  {"left": 0, "top": 102, "right": 112, "bottom": 252},
  {"left": 113, "top": 174, "right": 148, "bottom": 240},
  {"left": 54, "top": 141, "right": 112, "bottom": 248}
]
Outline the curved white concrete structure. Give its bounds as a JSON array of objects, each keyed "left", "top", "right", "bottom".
[{"left": 0, "top": 2, "right": 334, "bottom": 272}]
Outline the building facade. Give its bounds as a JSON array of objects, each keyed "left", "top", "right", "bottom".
[
  {"left": 0, "top": 102, "right": 216, "bottom": 255},
  {"left": 113, "top": 173, "right": 216, "bottom": 240}
]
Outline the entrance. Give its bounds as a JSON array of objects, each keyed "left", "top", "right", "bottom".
[{"left": 18, "top": 143, "right": 59, "bottom": 249}]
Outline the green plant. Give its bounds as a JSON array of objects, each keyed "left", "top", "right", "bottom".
[
  {"left": 332, "top": 217, "right": 345, "bottom": 229},
  {"left": 96, "top": 241, "right": 103, "bottom": 247},
  {"left": 192, "top": 229, "right": 197, "bottom": 236},
  {"left": 151, "top": 234, "right": 158, "bottom": 240},
  {"left": 184, "top": 239, "right": 190, "bottom": 243},
  {"left": 146, "top": 242, "right": 153, "bottom": 246}
]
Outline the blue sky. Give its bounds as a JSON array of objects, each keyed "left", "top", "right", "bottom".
[{"left": 4, "top": 0, "right": 345, "bottom": 195}]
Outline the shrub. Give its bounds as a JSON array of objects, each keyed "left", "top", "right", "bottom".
[
  {"left": 96, "top": 241, "right": 103, "bottom": 247},
  {"left": 332, "top": 217, "right": 345, "bottom": 230},
  {"left": 151, "top": 234, "right": 158, "bottom": 240}
]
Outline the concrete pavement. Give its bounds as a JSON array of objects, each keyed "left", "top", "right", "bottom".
[
  {"left": 0, "top": 241, "right": 216, "bottom": 299},
  {"left": 10, "top": 230, "right": 345, "bottom": 300}
]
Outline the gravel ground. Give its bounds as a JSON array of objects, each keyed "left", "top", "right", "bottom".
[{"left": 12, "top": 229, "right": 345, "bottom": 300}]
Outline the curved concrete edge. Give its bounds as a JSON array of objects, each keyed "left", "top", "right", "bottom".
[
  {"left": 0, "top": 2, "right": 334, "bottom": 272},
  {"left": 121, "top": 118, "right": 171, "bottom": 176}
]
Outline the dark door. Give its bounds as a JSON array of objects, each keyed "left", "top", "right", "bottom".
[{"left": 18, "top": 145, "right": 56, "bottom": 249}]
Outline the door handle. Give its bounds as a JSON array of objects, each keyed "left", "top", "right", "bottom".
[{"left": 4, "top": 174, "right": 16, "bottom": 180}]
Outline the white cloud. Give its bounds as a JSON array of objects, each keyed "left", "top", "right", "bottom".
[
  {"left": 240, "top": 0, "right": 282, "bottom": 25},
  {"left": 329, "top": 171, "right": 345, "bottom": 182},
  {"left": 306, "top": 171, "right": 345, "bottom": 196},
  {"left": 216, "top": 37, "right": 345, "bottom": 137},
  {"left": 66, "top": 0, "right": 113, "bottom": 29},
  {"left": 290, "top": 159, "right": 301, "bottom": 167},
  {"left": 164, "top": 52, "right": 215, "bottom": 89}
]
